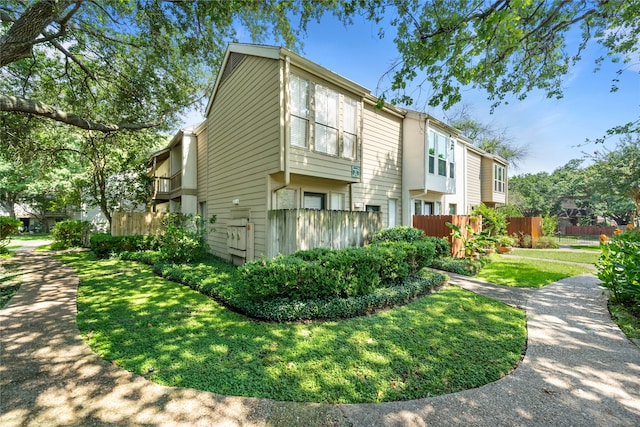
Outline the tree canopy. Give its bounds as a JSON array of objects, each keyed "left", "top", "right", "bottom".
[
  {"left": 371, "top": 0, "right": 639, "bottom": 136},
  {"left": 0, "top": 0, "right": 353, "bottom": 132}
]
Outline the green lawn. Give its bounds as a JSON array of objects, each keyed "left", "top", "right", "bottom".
[
  {"left": 507, "top": 248, "right": 600, "bottom": 264},
  {"left": 0, "top": 254, "right": 21, "bottom": 308},
  {"left": 58, "top": 251, "right": 526, "bottom": 404},
  {"left": 474, "top": 255, "right": 594, "bottom": 288}
]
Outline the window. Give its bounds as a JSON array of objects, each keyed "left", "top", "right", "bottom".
[
  {"left": 494, "top": 164, "right": 505, "bottom": 193},
  {"left": 427, "top": 130, "right": 455, "bottom": 178},
  {"left": 314, "top": 84, "right": 339, "bottom": 155},
  {"left": 304, "top": 192, "right": 325, "bottom": 209},
  {"left": 414, "top": 200, "right": 422, "bottom": 215},
  {"left": 424, "top": 202, "right": 434, "bottom": 215},
  {"left": 449, "top": 141, "right": 455, "bottom": 179},
  {"left": 343, "top": 97, "right": 358, "bottom": 159},
  {"left": 449, "top": 203, "right": 457, "bottom": 215},
  {"left": 428, "top": 131, "right": 436, "bottom": 174},
  {"left": 366, "top": 205, "right": 380, "bottom": 212},
  {"left": 330, "top": 193, "right": 345, "bottom": 210},
  {"left": 388, "top": 199, "right": 397, "bottom": 227},
  {"left": 437, "top": 134, "right": 447, "bottom": 176},
  {"left": 434, "top": 201, "right": 442, "bottom": 215},
  {"left": 290, "top": 75, "right": 309, "bottom": 148}
]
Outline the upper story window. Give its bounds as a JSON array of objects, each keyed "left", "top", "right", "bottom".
[
  {"left": 315, "top": 84, "right": 339, "bottom": 155},
  {"left": 494, "top": 164, "right": 505, "bottom": 193},
  {"left": 289, "top": 74, "right": 359, "bottom": 160},
  {"left": 343, "top": 97, "right": 358, "bottom": 159},
  {"left": 290, "top": 75, "right": 309, "bottom": 148},
  {"left": 428, "top": 130, "right": 455, "bottom": 178}
]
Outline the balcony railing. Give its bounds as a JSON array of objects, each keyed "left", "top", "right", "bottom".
[{"left": 170, "top": 171, "right": 182, "bottom": 191}]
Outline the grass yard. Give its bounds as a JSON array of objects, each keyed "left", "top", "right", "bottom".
[
  {"left": 507, "top": 248, "right": 600, "bottom": 265},
  {"left": 474, "top": 254, "right": 594, "bottom": 288},
  {"left": 57, "top": 251, "right": 526, "bottom": 404},
  {"left": 0, "top": 254, "right": 21, "bottom": 308}
]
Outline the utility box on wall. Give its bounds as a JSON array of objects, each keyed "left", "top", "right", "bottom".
[{"left": 227, "top": 218, "right": 254, "bottom": 265}]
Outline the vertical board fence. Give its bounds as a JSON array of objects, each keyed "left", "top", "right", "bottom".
[
  {"left": 564, "top": 225, "right": 616, "bottom": 236},
  {"left": 268, "top": 209, "right": 382, "bottom": 257},
  {"left": 111, "top": 212, "right": 165, "bottom": 236},
  {"left": 412, "top": 215, "right": 482, "bottom": 258},
  {"left": 506, "top": 217, "right": 542, "bottom": 245}
]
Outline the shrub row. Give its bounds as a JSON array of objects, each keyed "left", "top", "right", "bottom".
[
  {"left": 236, "top": 269, "right": 447, "bottom": 322},
  {"left": 370, "top": 226, "right": 451, "bottom": 258},
  {"left": 238, "top": 240, "right": 437, "bottom": 302},
  {"left": 133, "top": 253, "right": 446, "bottom": 322},
  {"left": 90, "top": 233, "right": 159, "bottom": 258},
  {"left": 597, "top": 227, "right": 640, "bottom": 306},
  {"left": 429, "top": 256, "right": 492, "bottom": 276}
]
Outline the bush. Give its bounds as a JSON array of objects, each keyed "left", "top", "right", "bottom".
[
  {"left": 239, "top": 240, "right": 437, "bottom": 303},
  {"left": 424, "top": 236, "right": 451, "bottom": 258},
  {"left": 157, "top": 213, "right": 213, "bottom": 263},
  {"left": 370, "top": 226, "right": 426, "bottom": 243},
  {"left": 596, "top": 226, "right": 640, "bottom": 307},
  {"left": 430, "top": 256, "right": 492, "bottom": 276},
  {"left": 471, "top": 203, "right": 507, "bottom": 236},
  {"left": 535, "top": 236, "right": 559, "bottom": 249},
  {"left": 236, "top": 269, "right": 448, "bottom": 322},
  {"left": 541, "top": 214, "right": 559, "bottom": 237},
  {"left": 51, "top": 220, "right": 93, "bottom": 248},
  {"left": 0, "top": 216, "right": 22, "bottom": 252},
  {"left": 90, "top": 233, "right": 159, "bottom": 258}
]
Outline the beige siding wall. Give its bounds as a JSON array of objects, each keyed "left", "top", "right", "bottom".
[
  {"left": 352, "top": 103, "right": 403, "bottom": 227},
  {"left": 205, "top": 55, "right": 282, "bottom": 260},
  {"left": 289, "top": 150, "right": 358, "bottom": 182},
  {"left": 467, "top": 151, "right": 482, "bottom": 210},
  {"left": 480, "top": 158, "right": 507, "bottom": 205},
  {"left": 196, "top": 125, "right": 208, "bottom": 203},
  {"left": 402, "top": 116, "right": 425, "bottom": 191}
]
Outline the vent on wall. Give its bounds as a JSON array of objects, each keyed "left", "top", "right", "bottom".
[{"left": 219, "top": 53, "right": 246, "bottom": 85}]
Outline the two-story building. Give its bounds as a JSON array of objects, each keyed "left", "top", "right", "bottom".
[{"left": 149, "top": 43, "right": 508, "bottom": 263}]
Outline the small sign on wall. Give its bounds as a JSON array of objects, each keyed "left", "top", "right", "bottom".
[{"left": 351, "top": 165, "right": 361, "bottom": 179}]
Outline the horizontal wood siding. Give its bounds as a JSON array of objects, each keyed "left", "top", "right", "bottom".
[
  {"left": 352, "top": 103, "right": 403, "bottom": 226},
  {"left": 268, "top": 209, "right": 382, "bottom": 256},
  {"left": 206, "top": 55, "right": 281, "bottom": 260},
  {"left": 466, "top": 151, "right": 482, "bottom": 209},
  {"left": 289, "top": 150, "right": 358, "bottom": 182},
  {"left": 112, "top": 212, "right": 164, "bottom": 236},
  {"left": 196, "top": 126, "right": 208, "bottom": 202}
]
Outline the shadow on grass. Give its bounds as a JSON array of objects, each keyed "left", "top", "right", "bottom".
[{"left": 60, "top": 251, "right": 526, "bottom": 404}]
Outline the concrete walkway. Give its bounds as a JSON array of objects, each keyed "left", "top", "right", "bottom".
[{"left": 1, "top": 249, "right": 639, "bottom": 426}]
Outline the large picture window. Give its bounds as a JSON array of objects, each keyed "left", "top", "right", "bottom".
[
  {"left": 314, "top": 84, "right": 339, "bottom": 155},
  {"left": 290, "top": 75, "right": 309, "bottom": 148},
  {"left": 289, "top": 74, "right": 359, "bottom": 160}
]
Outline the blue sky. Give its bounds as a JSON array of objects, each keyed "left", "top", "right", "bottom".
[{"left": 184, "top": 13, "right": 640, "bottom": 176}]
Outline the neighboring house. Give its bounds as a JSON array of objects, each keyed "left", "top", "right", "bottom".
[{"left": 149, "top": 43, "right": 508, "bottom": 262}]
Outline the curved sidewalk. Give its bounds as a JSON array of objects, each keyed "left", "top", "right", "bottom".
[{"left": 1, "top": 252, "right": 639, "bottom": 426}]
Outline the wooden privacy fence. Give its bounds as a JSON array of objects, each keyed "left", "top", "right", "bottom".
[
  {"left": 565, "top": 225, "right": 617, "bottom": 236},
  {"left": 413, "top": 215, "right": 482, "bottom": 258},
  {"left": 111, "top": 212, "right": 165, "bottom": 236},
  {"left": 506, "top": 217, "right": 541, "bottom": 245},
  {"left": 268, "top": 209, "right": 382, "bottom": 257}
]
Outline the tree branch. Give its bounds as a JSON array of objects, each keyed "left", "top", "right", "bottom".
[{"left": 0, "top": 95, "right": 166, "bottom": 132}]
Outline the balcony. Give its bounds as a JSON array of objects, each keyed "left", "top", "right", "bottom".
[{"left": 152, "top": 177, "right": 171, "bottom": 201}]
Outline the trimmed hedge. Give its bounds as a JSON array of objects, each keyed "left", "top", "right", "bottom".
[
  {"left": 235, "top": 269, "right": 447, "bottom": 322},
  {"left": 238, "top": 240, "right": 437, "bottom": 302},
  {"left": 430, "top": 256, "right": 492, "bottom": 276},
  {"left": 90, "top": 233, "right": 159, "bottom": 258}
]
